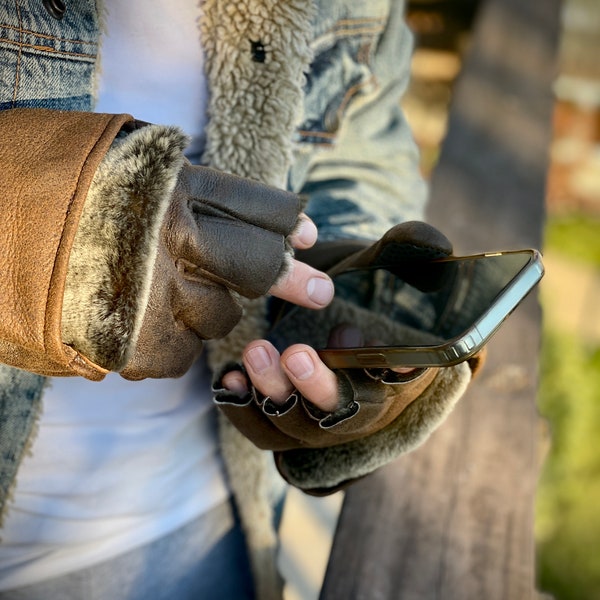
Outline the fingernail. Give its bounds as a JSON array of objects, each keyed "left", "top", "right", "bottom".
[
  {"left": 223, "top": 372, "right": 248, "bottom": 396},
  {"left": 286, "top": 351, "right": 315, "bottom": 380},
  {"left": 296, "top": 218, "right": 318, "bottom": 246},
  {"left": 246, "top": 346, "right": 272, "bottom": 374},
  {"left": 307, "top": 277, "right": 334, "bottom": 306}
]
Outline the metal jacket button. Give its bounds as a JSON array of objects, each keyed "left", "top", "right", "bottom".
[{"left": 43, "top": 0, "right": 66, "bottom": 20}]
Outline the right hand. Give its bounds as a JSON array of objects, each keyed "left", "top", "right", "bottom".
[{"left": 121, "top": 162, "right": 332, "bottom": 380}]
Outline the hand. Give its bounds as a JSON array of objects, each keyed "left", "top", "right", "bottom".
[
  {"left": 63, "top": 123, "right": 335, "bottom": 381},
  {"left": 222, "top": 325, "right": 416, "bottom": 413},
  {"left": 121, "top": 167, "right": 332, "bottom": 380}
]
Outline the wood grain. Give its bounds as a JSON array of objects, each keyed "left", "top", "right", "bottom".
[{"left": 321, "top": 0, "right": 561, "bottom": 597}]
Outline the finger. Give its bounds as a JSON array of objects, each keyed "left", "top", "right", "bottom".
[
  {"left": 288, "top": 215, "right": 318, "bottom": 250},
  {"left": 281, "top": 345, "right": 339, "bottom": 412},
  {"left": 327, "top": 324, "right": 364, "bottom": 348},
  {"left": 174, "top": 275, "right": 243, "bottom": 340},
  {"left": 221, "top": 370, "right": 249, "bottom": 396},
  {"left": 243, "top": 340, "right": 295, "bottom": 404},
  {"left": 269, "top": 260, "right": 334, "bottom": 309}
]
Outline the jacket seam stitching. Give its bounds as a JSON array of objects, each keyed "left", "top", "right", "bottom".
[
  {"left": 11, "top": 0, "right": 22, "bottom": 105},
  {"left": 296, "top": 74, "right": 377, "bottom": 141},
  {"left": 0, "top": 37, "right": 96, "bottom": 58},
  {"left": 0, "top": 22, "right": 96, "bottom": 46},
  {"left": 329, "top": 25, "right": 385, "bottom": 38},
  {"left": 324, "top": 17, "right": 386, "bottom": 36}
]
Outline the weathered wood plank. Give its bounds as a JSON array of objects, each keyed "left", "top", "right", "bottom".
[{"left": 320, "top": 0, "right": 561, "bottom": 597}]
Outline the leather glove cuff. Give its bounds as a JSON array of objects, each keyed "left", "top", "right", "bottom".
[{"left": 62, "top": 124, "right": 188, "bottom": 372}]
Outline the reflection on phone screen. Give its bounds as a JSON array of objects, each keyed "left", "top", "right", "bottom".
[{"left": 268, "top": 252, "right": 536, "bottom": 354}]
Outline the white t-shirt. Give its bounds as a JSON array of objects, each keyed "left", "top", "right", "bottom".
[
  {"left": 94, "top": 1, "right": 209, "bottom": 159},
  {"left": 0, "top": 1, "right": 229, "bottom": 590}
]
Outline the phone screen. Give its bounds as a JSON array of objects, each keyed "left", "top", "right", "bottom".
[{"left": 267, "top": 250, "right": 543, "bottom": 367}]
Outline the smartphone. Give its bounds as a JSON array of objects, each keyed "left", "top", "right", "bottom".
[{"left": 267, "top": 249, "right": 544, "bottom": 369}]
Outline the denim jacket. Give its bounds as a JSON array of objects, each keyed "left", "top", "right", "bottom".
[{"left": 0, "top": 0, "right": 426, "bottom": 524}]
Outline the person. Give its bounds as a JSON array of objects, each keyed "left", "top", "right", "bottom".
[{"left": 0, "top": 1, "right": 483, "bottom": 598}]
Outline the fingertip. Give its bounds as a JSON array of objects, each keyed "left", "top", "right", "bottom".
[
  {"left": 292, "top": 215, "right": 318, "bottom": 249},
  {"left": 307, "top": 276, "right": 334, "bottom": 307},
  {"left": 244, "top": 343, "right": 273, "bottom": 375},
  {"left": 269, "top": 262, "right": 334, "bottom": 309},
  {"left": 221, "top": 371, "right": 249, "bottom": 396},
  {"left": 281, "top": 345, "right": 339, "bottom": 412},
  {"left": 283, "top": 349, "right": 315, "bottom": 381}
]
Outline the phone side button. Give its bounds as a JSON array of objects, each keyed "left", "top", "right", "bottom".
[
  {"left": 464, "top": 335, "right": 476, "bottom": 350},
  {"left": 356, "top": 353, "right": 388, "bottom": 367},
  {"left": 447, "top": 339, "right": 473, "bottom": 361},
  {"left": 448, "top": 342, "right": 468, "bottom": 360}
]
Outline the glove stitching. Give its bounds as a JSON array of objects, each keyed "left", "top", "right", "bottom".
[{"left": 262, "top": 393, "right": 298, "bottom": 417}]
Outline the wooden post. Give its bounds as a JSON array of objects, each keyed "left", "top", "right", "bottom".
[{"left": 320, "top": 0, "right": 562, "bottom": 598}]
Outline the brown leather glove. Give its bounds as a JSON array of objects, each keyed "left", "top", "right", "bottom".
[
  {"left": 213, "top": 222, "right": 485, "bottom": 493},
  {"left": 61, "top": 123, "right": 303, "bottom": 379}
]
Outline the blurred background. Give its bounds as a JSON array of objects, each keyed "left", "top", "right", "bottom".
[
  {"left": 403, "top": 1, "right": 600, "bottom": 598},
  {"left": 279, "top": 1, "right": 600, "bottom": 598}
]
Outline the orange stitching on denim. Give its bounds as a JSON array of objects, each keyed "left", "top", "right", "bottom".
[
  {"left": 0, "top": 37, "right": 96, "bottom": 58},
  {"left": 331, "top": 17, "right": 386, "bottom": 28},
  {"left": 334, "top": 74, "right": 377, "bottom": 125},
  {"left": 11, "top": 0, "right": 22, "bottom": 104},
  {"left": 330, "top": 25, "right": 384, "bottom": 39},
  {"left": 323, "top": 17, "right": 386, "bottom": 37},
  {"left": 0, "top": 22, "right": 96, "bottom": 46},
  {"left": 357, "top": 40, "right": 371, "bottom": 65},
  {"left": 297, "top": 130, "right": 337, "bottom": 139},
  {"left": 297, "top": 74, "right": 377, "bottom": 142}
]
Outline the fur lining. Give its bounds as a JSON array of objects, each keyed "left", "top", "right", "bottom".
[
  {"left": 199, "top": 0, "right": 314, "bottom": 188},
  {"left": 61, "top": 125, "right": 188, "bottom": 371},
  {"left": 199, "top": 2, "right": 314, "bottom": 597},
  {"left": 201, "top": 0, "right": 315, "bottom": 367},
  {"left": 92, "top": 0, "right": 107, "bottom": 103},
  {"left": 278, "top": 360, "right": 472, "bottom": 490},
  {"left": 218, "top": 415, "right": 286, "bottom": 600}
]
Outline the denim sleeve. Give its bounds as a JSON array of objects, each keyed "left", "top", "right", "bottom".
[{"left": 288, "top": 1, "right": 427, "bottom": 242}]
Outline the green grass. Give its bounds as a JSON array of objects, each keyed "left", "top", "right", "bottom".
[
  {"left": 536, "top": 329, "right": 600, "bottom": 600},
  {"left": 536, "top": 212, "right": 600, "bottom": 600},
  {"left": 544, "top": 214, "right": 600, "bottom": 267}
]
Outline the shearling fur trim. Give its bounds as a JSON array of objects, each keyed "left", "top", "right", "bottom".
[
  {"left": 92, "top": 0, "right": 107, "bottom": 103},
  {"left": 200, "top": 0, "right": 314, "bottom": 374},
  {"left": 277, "top": 360, "right": 472, "bottom": 491},
  {"left": 61, "top": 125, "right": 188, "bottom": 371},
  {"left": 199, "top": 0, "right": 314, "bottom": 188},
  {"left": 218, "top": 412, "right": 285, "bottom": 600},
  {"left": 199, "top": 2, "right": 314, "bottom": 598}
]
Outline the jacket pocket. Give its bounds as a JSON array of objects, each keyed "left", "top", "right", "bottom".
[
  {"left": 0, "top": 1, "right": 98, "bottom": 110},
  {"left": 297, "top": 3, "right": 390, "bottom": 146}
]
